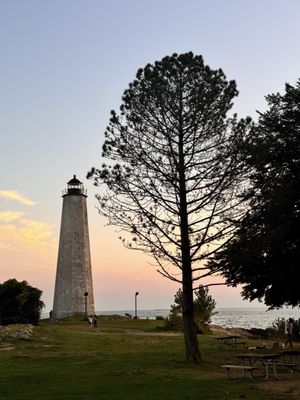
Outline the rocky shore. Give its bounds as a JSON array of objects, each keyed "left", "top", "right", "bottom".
[{"left": 210, "top": 324, "right": 269, "bottom": 338}]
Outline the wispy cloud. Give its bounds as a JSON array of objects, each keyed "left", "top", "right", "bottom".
[
  {"left": 0, "top": 218, "right": 55, "bottom": 253},
  {"left": 0, "top": 190, "right": 36, "bottom": 206},
  {"left": 19, "top": 219, "right": 55, "bottom": 246},
  {"left": 0, "top": 190, "right": 56, "bottom": 270},
  {"left": 0, "top": 211, "right": 25, "bottom": 223}
]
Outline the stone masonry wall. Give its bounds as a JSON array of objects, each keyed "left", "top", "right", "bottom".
[{"left": 52, "top": 194, "right": 95, "bottom": 319}]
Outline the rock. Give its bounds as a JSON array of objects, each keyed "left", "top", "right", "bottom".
[
  {"left": 9, "top": 331, "right": 31, "bottom": 339},
  {"left": 245, "top": 327, "right": 271, "bottom": 338},
  {"left": 2, "top": 324, "right": 33, "bottom": 340},
  {"left": 209, "top": 324, "right": 257, "bottom": 338}
]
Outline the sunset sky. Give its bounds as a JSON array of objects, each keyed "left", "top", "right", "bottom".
[{"left": 1, "top": 0, "right": 300, "bottom": 313}]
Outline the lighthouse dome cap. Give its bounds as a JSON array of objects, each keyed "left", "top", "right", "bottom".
[{"left": 68, "top": 175, "right": 82, "bottom": 185}]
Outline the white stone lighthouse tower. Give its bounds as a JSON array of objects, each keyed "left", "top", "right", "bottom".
[{"left": 52, "top": 175, "right": 95, "bottom": 319}]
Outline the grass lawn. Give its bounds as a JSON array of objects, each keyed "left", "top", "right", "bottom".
[{"left": 0, "top": 318, "right": 299, "bottom": 400}]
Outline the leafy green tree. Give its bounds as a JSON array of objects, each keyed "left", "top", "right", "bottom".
[
  {"left": 165, "top": 286, "right": 217, "bottom": 332},
  {"left": 208, "top": 80, "right": 300, "bottom": 308},
  {"left": 193, "top": 286, "right": 217, "bottom": 330},
  {"left": 88, "top": 52, "right": 247, "bottom": 362},
  {"left": 0, "top": 279, "right": 44, "bottom": 325}
]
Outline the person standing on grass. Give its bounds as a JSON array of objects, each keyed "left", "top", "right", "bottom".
[
  {"left": 93, "top": 315, "right": 97, "bottom": 328},
  {"left": 285, "top": 318, "right": 294, "bottom": 348}
]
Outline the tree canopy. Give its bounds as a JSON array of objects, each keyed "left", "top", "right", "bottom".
[
  {"left": 208, "top": 80, "right": 300, "bottom": 308},
  {"left": 88, "top": 52, "right": 247, "bottom": 362},
  {"left": 0, "top": 279, "right": 44, "bottom": 325}
]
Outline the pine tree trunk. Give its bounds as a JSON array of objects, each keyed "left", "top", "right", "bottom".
[
  {"left": 177, "top": 109, "right": 202, "bottom": 363},
  {"left": 181, "top": 246, "right": 202, "bottom": 363}
]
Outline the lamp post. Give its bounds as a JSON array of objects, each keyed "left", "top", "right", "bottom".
[
  {"left": 84, "top": 291, "right": 88, "bottom": 320},
  {"left": 134, "top": 291, "right": 139, "bottom": 319}
]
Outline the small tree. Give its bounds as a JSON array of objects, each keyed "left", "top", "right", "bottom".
[
  {"left": 0, "top": 279, "right": 44, "bottom": 325},
  {"left": 165, "top": 286, "right": 216, "bottom": 332},
  {"left": 193, "top": 286, "right": 217, "bottom": 331},
  {"left": 88, "top": 52, "right": 248, "bottom": 362}
]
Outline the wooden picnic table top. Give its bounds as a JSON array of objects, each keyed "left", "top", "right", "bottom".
[
  {"left": 237, "top": 353, "right": 280, "bottom": 360},
  {"left": 216, "top": 335, "right": 241, "bottom": 340},
  {"left": 279, "top": 350, "right": 300, "bottom": 355}
]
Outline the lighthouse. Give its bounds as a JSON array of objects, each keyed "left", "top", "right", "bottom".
[{"left": 52, "top": 175, "right": 95, "bottom": 319}]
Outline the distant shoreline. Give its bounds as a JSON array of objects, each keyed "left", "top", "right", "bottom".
[{"left": 41, "top": 307, "right": 300, "bottom": 330}]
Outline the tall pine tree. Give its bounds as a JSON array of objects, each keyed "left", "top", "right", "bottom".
[{"left": 88, "top": 52, "right": 247, "bottom": 362}]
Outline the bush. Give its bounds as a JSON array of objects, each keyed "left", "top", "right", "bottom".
[
  {"left": 0, "top": 279, "right": 44, "bottom": 325},
  {"left": 164, "top": 311, "right": 183, "bottom": 331}
]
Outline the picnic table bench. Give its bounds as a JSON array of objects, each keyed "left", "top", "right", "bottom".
[{"left": 221, "top": 364, "right": 257, "bottom": 380}]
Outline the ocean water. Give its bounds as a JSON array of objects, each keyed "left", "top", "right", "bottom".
[
  {"left": 96, "top": 307, "right": 300, "bottom": 330},
  {"left": 211, "top": 308, "right": 300, "bottom": 329}
]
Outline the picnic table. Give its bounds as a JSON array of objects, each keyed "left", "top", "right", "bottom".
[
  {"left": 236, "top": 353, "right": 281, "bottom": 380},
  {"left": 216, "top": 335, "right": 246, "bottom": 349}
]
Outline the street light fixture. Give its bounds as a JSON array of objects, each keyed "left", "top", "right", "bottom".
[
  {"left": 134, "top": 292, "right": 139, "bottom": 319},
  {"left": 84, "top": 291, "right": 88, "bottom": 320}
]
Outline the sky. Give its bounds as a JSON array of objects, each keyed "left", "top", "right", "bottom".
[{"left": 1, "top": 0, "right": 300, "bottom": 313}]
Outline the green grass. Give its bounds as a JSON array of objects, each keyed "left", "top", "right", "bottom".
[{"left": 0, "top": 318, "right": 299, "bottom": 400}]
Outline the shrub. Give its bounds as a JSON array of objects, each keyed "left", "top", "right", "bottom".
[{"left": 0, "top": 279, "right": 44, "bottom": 325}]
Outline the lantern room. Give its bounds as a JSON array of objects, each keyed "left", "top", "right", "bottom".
[{"left": 62, "top": 175, "right": 87, "bottom": 196}]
